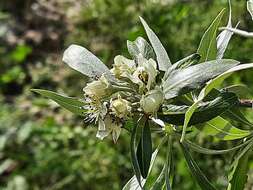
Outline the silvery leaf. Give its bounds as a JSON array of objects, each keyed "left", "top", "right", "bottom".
[
  {"left": 127, "top": 36, "right": 155, "bottom": 60},
  {"left": 247, "top": 0, "right": 253, "bottom": 20},
  {"left": 140, "top": 17, "right": 171, "bottom": 71},
  {"left": 217, "top": 0, "right": 237, "bottom": 59},
  {"left": 62, "top": 44, "right": 112, "bottom": 80}
]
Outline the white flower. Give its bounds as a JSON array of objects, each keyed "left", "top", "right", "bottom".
[
  {"left": 111, "top": 95, "right": 131, "bottom": 118},
  {"left": 96, "top": 116, "right": 122, "bottom": 143},
  {"left": 111, "top": 55, "right": 136, "bottom": 79},
  {"left": 83, "top": 74, "right": 110, "bottom": 99},
  {"left": 140, "top": 87, "right": 164, "bottom": 114},
  {"left": 132, "top": 55, "right": 158, "bottom": 90}
]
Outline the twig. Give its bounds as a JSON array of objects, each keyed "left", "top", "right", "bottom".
[
  {"left": 239, "top": 99, "right": 253, "bottom": 108},
  {"left": 219, "top": 27, "right": 253, "bottom": 37}
]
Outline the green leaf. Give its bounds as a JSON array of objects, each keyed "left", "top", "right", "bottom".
[
  {"left": 127, "top": 37, "right": 155, "bottom": 60},
  {"left": 227, "top": 138, "right": 253, "bottom": 190},
  {"left": 139, "top": 17, "right": 171, "bottom": 71},
  {"left": 224, "top": 84, "right": 253, "bottom": 98},
  {"left": 163, "top": 59, "right": 239, "bottom": 99},
  {"left": 123, "top": 137, "right": 167, "bottom": 190},
  {"left": 222, "top": 107, "right": 253, "bottom": 128},
  {"left": 198, "top": 116, "right": 251, "bottom": 141},
  {"left": 184, "top": 138, "right": 252, "bottom": 155},
  {"left": 197, "top": 9, "right": 225, "bottom": 62},
  {"left": 151, "top": 136, "right": 172, "bottom": 190},
  {"left": 164, "top": 137, "right": 173, "bottom": 190},
  {"left": 62, "top": 44, "right": 113, "bottom": 80},
  {"left": 31, "top": 89, "right": 86, "bottom": 116},
  {"left": 181, "top": 143, "right": 217, "bottom": 190},
  {"left": 160, "top": 91, "right": 238, "bottom": 125},
  {"left": 137, "top": 119, "right": 153, "bottom": 179},
  {"left": 130, "top": 117, "right": 143, "bottom": 188}
]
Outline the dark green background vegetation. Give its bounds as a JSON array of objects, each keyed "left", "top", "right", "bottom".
[{"left": 0, "top": 0, "right": 253, "bottom": 189}]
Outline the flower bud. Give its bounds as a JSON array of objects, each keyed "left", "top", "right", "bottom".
[
  {"left": 83, "top": 74, "right": 110, "bottom": 99},
  {"left": 111, "top": 96, "right": 131, "bottom": 118},
  {"left": 140, "top": 88, "right": 164, "bottom": 114}
]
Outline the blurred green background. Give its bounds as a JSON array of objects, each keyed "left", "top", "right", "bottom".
[{"left": 0, "top": 0, "right": 253, "bottom": 189}]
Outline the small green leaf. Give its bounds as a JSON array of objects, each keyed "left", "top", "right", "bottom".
[
  {"left": 181, "top": 143, "right": 217, "bottom": 190},
  {"left": 31, "top": 89, "right": 86, "bottom": 116},
  {"left": 198, "top": 116, "right": 251, "bottom": 141},
  {"left": 127, "top": 37, "right": 155, "bottom": 60},
  {"left": 197, "top": 9, "right": 225, "bottom": 62},
  {"left": 137, "top": 119, "right": 152, "bottom": 178},
  {"left": 139, "top": 17, "right": 171, "bottom": 71},
  {"left": 163, "top": 59, "right": 239, "bottom": 99}
]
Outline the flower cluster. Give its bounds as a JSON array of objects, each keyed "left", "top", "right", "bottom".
[{"left": 82, "top": 53, "right": 164, "bottom": 142}]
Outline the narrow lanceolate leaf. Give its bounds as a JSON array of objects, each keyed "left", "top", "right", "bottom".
[
  {"left": 222, "top": 107, "right": 253, "bottom": 128},
  {"left": 62, "top": 44, "right": 112, "bottom": 80},
  {"left": 197, "top": 9, "right": 225, "bottom": 62},
  {"left": 217, "top": 0, "right": 238, "bottom": 59},
  {"left": 130, "top": 117, "right": 143, "bottom": 188},
  {"left": 151, "top": 137, "right": 172, "bottom": 190},
  {"left": 184, "top": 138, "right": 252, "bottom": 155},
  {"left": 163, "top": 59, "right": 239, "bottom": 99},
  {"left": 127, "top": 37, "right": 155, "bottom": 60},
  {"left": 181, "top": 143, "right": 217, "bottom": 190},
  {"left": 227, "top": 138, "right": 253, "bottom": 190},
  {"left": 247, "top": 0, "right": 253, "bottom": 20},
  {"left": 227, "top": 151, "right": 250, "bottom": 190},
  {"left": 137, "top": 119, "right": 152, "bottom": 179},
  {"left": 123, "top": 137, "right": 167, "bottom": 190},
  {"left": 31, "top": 89, "right": 86, "bottom": 116},
  {"left": 139, "top": 17, "right": 171, "bottom": 71},
  {"left": 160, "top": 91, "right": 238, "bottom": 125},
  {"left": 198, "top": 116, "right": 250, "bottom": 141}
]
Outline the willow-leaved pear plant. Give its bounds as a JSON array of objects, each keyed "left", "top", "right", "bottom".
[{"left": 32, "top": 1, "right": 253, "bottom": 189}]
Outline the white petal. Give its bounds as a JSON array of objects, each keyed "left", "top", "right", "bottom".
[
  {"left": 151, "top": 118, "right": 165, "bottom": 128},
  {"left": 112, "top": 127, "right": 121, "bottom": 143},
  {"left": 96, "top": 130, "right": 110, "bottom": 140},
  {"left": 98, "top": 119, "right": 106, "bottom": 131}
]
